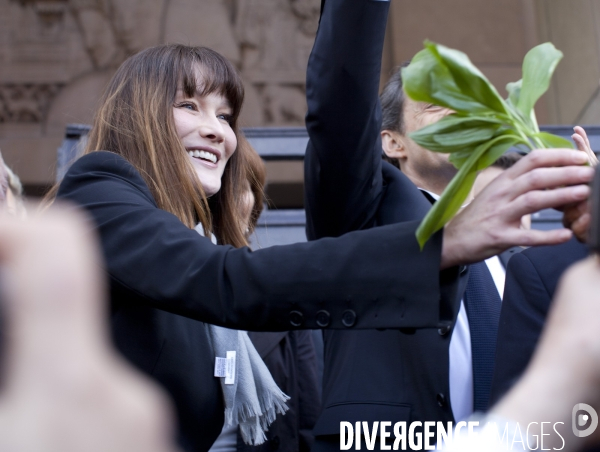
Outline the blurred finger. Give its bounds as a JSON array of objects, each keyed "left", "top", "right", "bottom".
[
  {"left": 504, "top": 149, "right": 588, "bottom": 180},
  {"left": 572, "top": 134, "right": 598, "bottom": 167},
  {"left": 562, "top": 200, "right": 590, "bottom": 228},
  {"left": 572, "top": 133, "right": 587, "bottom": 153},
  {"left": 510, "top": 166, "right": 594, "bottom": 198},
  {"left": 573, "top": 126, "right": 592, "bottom": 149},
  {"left": 0, "top": 203, "right": 108, "bottom": 386},
  {"left": 503, "top": 227, "right": 573, "bottom": 248},
  {"left": 570, "top": 212, "right": 590, "bottom": 243},
  {"left": 511, "top": 185, "right": 590, "bottom": 219},
  {"left": 574, "top": 126, "right": 592, "bottom": 151},
  {"left": 0, "top": 203, "right": 180, "bottom": 452},
  {"left": 573, "top": 126, "right": 599, "bottom": 167}
]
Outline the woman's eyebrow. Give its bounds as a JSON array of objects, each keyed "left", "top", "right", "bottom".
[{"left": 221, "top": 99, "right": 232, "bottom": 110}]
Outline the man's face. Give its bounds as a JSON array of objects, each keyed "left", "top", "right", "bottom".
[{"left": 399, "top": 96, "right": 457, "bottom": 194}]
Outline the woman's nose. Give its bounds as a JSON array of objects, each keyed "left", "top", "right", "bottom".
[{"left": 199, "top": 117, "right": 225, "bottom": 143}]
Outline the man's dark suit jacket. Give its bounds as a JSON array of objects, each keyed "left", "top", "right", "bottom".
[
  {"left": 490, "top": 238, "right": 589, "bottom": 405},
  {"left": 304, "top": 0, "right": 465, "bottom": 447},
  {"left": 57, "top": 151, "right": 454, "bottom": 451}
]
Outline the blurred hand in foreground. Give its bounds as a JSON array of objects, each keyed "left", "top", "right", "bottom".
[
  {"left": 0, "top": 205, "right": 180, "bottom": 452},
  {"left": 493, "top": 256, "right": 600, "bottom": 450}
]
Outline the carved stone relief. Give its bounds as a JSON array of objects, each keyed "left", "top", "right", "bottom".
[
  {"left": 1, "top": 0, "right": 320, "bottom": 184},
  {"left": 2, "top": 0, "right": 91, "bottom": 81},
  {"left": 3, "top": 0, "right": 319, "bottom": 128},
  {"left": 235, "top": 0, "right": 319, "bottom": 126},
  {"left": 0, "top": 83, "right": 64, "bottom": 123}
]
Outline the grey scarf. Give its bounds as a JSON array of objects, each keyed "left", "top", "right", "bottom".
[{"left": 195, "top": 224, "right": 290, "bottom": 445}]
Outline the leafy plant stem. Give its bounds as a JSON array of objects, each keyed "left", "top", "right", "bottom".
[
  {"left": 532, "top": 137, "right": 544, "bottom": 149},
  {"left": 517, "top": 129, "right": 536, "bottom": 150},
  {"left": 403, "top": 41, "right": 567, "bottom": 247}
]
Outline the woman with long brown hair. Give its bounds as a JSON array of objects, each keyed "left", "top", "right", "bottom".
[{"left": 51, "top": 43, "right": 520, "bottom": 452}]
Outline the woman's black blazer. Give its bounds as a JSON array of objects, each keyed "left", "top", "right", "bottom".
[{"left": 57, "top": 151, "right": 450, "bottom": 451}]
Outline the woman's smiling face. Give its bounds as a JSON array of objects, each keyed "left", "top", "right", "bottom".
[{"left": 173, "top": 83, "right": 237, "bottom": 197}]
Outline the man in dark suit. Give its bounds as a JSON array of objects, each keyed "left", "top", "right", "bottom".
[
  {"left": 304, "top": 0, "right": 522, "bottom": 449},
  {"left": 490, "top": 125, "right": 598, "bottom": 406},
  {"left": 491, "top": 238, "right": 600, "bottom": 452},
  {"left": 378, "top": 67, "right": 512, "bottom": 423},
  {"left": 490, "top": 237, "right": 589, "bottom": 405}
]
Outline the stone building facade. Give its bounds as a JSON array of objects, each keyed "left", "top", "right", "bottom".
[
  {"left": 0, "top": 0, "right": 319, "bottom": 192},
  {"left": 0, "top": 0, "right": 599, "bottom": 193}
]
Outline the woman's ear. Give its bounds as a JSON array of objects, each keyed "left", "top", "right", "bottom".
[{"left": 381, "top": 130, "right": 407, "bottom": 161}]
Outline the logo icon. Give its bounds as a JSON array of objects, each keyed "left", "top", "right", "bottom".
[{"left": 572, "top": 403, "right": 598, "bottom": 438}]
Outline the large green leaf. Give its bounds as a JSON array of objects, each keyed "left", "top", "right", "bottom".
[
  {"left": 409, "top": 115, "right": 503, "bottom": 153},
  {"left": 534, "top": 131, "right": 574, "bottom": 149},
  {"left": 434, "top": 127, "right": 496, "bottom": 148},
  {"left": 416, "top": 134, "right": 521, "bottom": 248},
  {"left": 506, "top": 79, "right": 522, "bottom": 108},
  {"left": 477, "top": 136, "right": 522, "bottom": 170},
  {"left": 448, "top": 129, "right": 524, "bottom": 169},
  {"left": 430, "top": 42, "right": 508, "bottom": 115},
  {"left": 448, "top": 144, "right": 481, "bottom": 169},
  {"left": 416, "top": 154, "right": 480, "bottom": 249},
  {"left": 505, "top": 100, "right": 533, "bottom": 131},
  {"left": 402, "top": 48, "right": 500, "bottom": 114},
  {"left": 518, "top": 43, "right": 563, "bottom": 119},
  {"left": 406, "top": 41, "right": 565, "bottom": 248}
]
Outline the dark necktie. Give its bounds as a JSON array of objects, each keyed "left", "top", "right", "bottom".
[{"left": 463, "top": 261, "right": 502, "bottom": 412}]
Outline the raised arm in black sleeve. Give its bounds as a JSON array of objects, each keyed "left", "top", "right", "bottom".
[
  {"left": 304, "top": 0, "right": 390, "bottom": 239},
  {"left": 58, "top": 151, "right": 446, "bottom": 331}
]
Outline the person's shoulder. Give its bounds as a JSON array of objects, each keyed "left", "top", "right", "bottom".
[
  {"left": 520, "top": 237, "right": 588, "bottom": 267},
  {"left": 58, "top": 151, "right": 152, "bottom": 204},
  {"left": 507, "top": 238, "right": 589, "bottom": 296},
  {"left": 63, "top": 151, "right": 146, "bottom": 188},
  {"left": 67, "top": 151, "right": 134, "bottom": 176}
]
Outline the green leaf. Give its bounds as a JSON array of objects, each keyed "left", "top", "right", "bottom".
[
  {"left": 408, "top": 115, "right": 503, "bottom": 153},
  {"left": 534, "top": 131, "right": 574, "bottom": 149},
  {"left": 402, "top": 48, "right": 492, "bottom": 114},
  {"left": 434, "top": 127, "right": 496, "bottom": 148},
  {"left": 416, "top": 134, "right": 521, "bottom": 248},
  {"left": 518, "top": 43, "right": 563, "bottom": 119},
  {"left": 416, "top": 156, "right": 479, "bottom": 249},
  {"left": 405, "top": 40, "right": 565, "bottom": 248},
  {"left": 448, "top": 129, "right": 523, "bottom": 169},
  {"left": 506, "top": 79, "right": 522, "bottom": 108},
  {"left": 477, "top": 136, "right": 521, "bottom": 170},
  {"left": 430, "top": 42, "right": 508, "bottom": 115},
  {"left": 448, "top": 144, "right": 480, "bottom": 169}
]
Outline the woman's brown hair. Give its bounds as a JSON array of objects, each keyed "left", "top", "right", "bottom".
[
  {"left": 240, "top": 136, "right": 266, "bottom": 235},
  {"left": 47, "top": 44, "right": 252, "bottom": 247}
]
